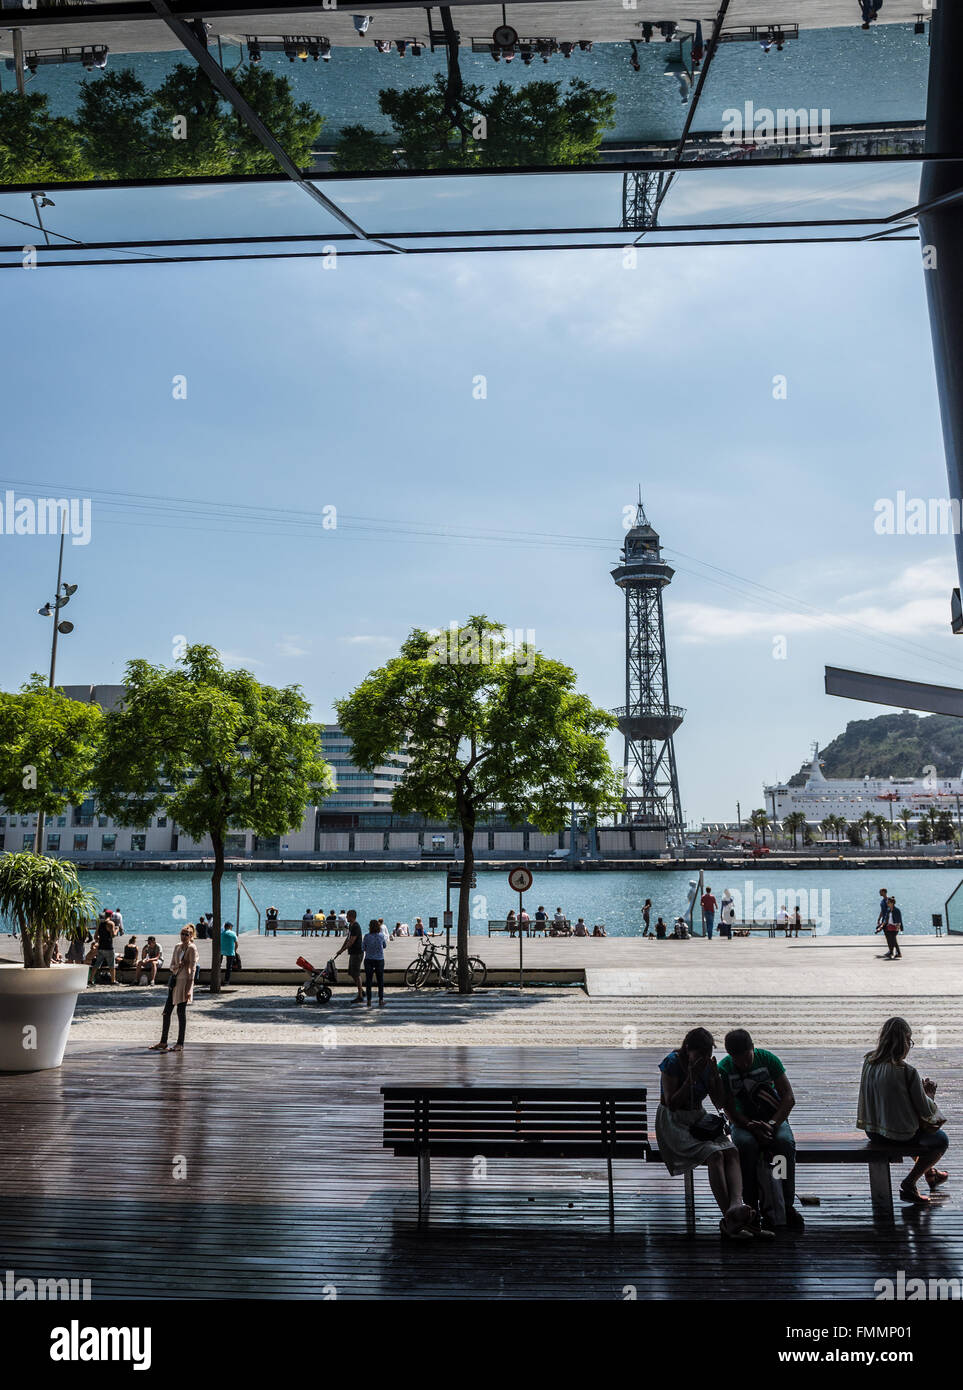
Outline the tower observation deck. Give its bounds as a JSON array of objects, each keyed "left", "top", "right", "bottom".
[{"left": 611, "top": 500, "right": 685, "bottom": 840}]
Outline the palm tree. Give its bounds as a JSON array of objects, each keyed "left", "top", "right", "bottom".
[
  {"left": 899, "top": 808, "right": 914, "bottom": 845},
  {"left": 750, "top": 809, "right": 770, "bottom": 847},
  {"left": 0, "top": 851, "right": 97, "bottom": 969},
  {"left": 872, "top": 814, "right": 888, "bottom": 850},
  {"left": 782, "top": 811, "right": 806, "bottom": 849},
  {"left": 819, "top": 815, "right": 836, "bottom": 844}
]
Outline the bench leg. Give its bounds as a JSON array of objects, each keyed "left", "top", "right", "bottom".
[
  {"left": 869, "top": 1158, "right": 894, "bottom": 1224},
  {"left": 684, "top": 1168, "right": 696, "bottom": 1237},
  {"left": 418, "top": 1151, "right": 431, "bottom": 1210},
  {"left": 607, "top": 1156, "right": 615, "bottom": 1231}
]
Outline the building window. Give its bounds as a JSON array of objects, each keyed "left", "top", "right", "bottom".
[
  {"left": 130, "top": 834, "right": 146, "bottom": 851},
  {"left": 57, "top": 815, "right": 67, "bottom": 827},
  {"left": 22, "top": 834, "right": 36, "bottom": 849},
  {"left": 46, "top": 834, "right": 61, "bottom": 851},
  {"left": 157, "top": 816, "right": 167, "bottom": 828},
  {"left": 0, "top": 817, "right": 5, "bottom": 828},
  {"left": 101, "top": 834, "right": 116, "bottom": 851},
  {"left": 98, "top": 816, "right": 108, "bottom": 828},
  {"left": 73, "top": 835, "right": 88, "bottom": 851}
]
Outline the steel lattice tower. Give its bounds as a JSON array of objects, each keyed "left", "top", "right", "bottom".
[{"left": 611, "top": 500, "right": 684, "bottom": 840}]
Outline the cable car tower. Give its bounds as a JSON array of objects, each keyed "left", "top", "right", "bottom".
[{"left": 611, "top": 498, "right": 684, "bottom": 841}]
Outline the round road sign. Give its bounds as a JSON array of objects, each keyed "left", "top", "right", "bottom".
[
  {"left": 508, "top": 866, "right": 533, "bottom": 893},
  {"left": 493, "top": 24, "right": 519, "bottom": 48}
]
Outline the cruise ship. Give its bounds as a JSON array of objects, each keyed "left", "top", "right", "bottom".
[{"left": 764, "top": 745, "right": 963, "bottom": 826}]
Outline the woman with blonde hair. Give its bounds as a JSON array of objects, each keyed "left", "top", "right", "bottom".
[
  {"left": 149, "top": 925, "right": 198, "bottom": 1053},
  {"left": 857, "top": 1016, "right": 949, "bottom": 1204}
]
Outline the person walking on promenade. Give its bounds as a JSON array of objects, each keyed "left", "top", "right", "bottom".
[
  {"left": 362, "top": 918, "right": 386, "bottom": 1008},
  {"left": 149, "top": 926, "right": 197, "bottom": 1052},
  {"left": 335, "top": 912, "right": 366, "bottom": 1003},
  {"left": 656, "top": 1027, "right": 752, "bottom": 1239},
  {"left": 857, "top": 1017, "right": 948, "bottom": 1204},
  {"left": 719, "top": 1029, "right": 805, "bottom": 1233},
  {"left": 220, "top": 920, "right": 238, "bottom": 984},
  {"left": 876, "top": 887, "right": 888, "bottom": 931},
  {"left": 701, "top": 885, "right": 717, "bottom": 939},
  {"left": 90, "top": 911, "right": 117, "bottom": 985},
  {"left": 877, "top": 895, "right": 903, "bottom": 959},
  {"left": 642, "top": 898, "right": 652, "bottom": 935}
]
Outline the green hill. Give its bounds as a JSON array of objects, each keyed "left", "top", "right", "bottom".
[{"left": 787, "top": 711, "right": 963, "bottom": 785}]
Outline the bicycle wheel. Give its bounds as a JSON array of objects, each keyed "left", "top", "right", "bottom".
[
  {"left": 466, "top": 956, "right": 487, "bottom": 988},
  {"left": 405, "top": 956, "right": 432, "bottom": 988}
]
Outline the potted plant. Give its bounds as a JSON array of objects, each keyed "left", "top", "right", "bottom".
[{"left": 0, "top": 851, "right": 97, "bottom": 1072}]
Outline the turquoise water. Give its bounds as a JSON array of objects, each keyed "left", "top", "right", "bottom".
[
  {"left": 5, "top": 26, "right": 927, "bottom": 145},
  {"left": 41, "top": 866, "right": 963, "bottom": 938}
]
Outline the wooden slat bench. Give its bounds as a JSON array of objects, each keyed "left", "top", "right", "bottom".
[
  {"left": 265, "top": 918, "right": 342, "bottom": 936},
  {"left": 648, "top": 1132, "right": 912, "bottom": 1234},
  {"left": 382, "top": 1085, "right": 649, "bottom": 1226}
]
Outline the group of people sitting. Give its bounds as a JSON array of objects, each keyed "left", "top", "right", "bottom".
[
  {"left": 659, "top": 1018, "right": 948, "bottom": 1238},
  {"left": 505, "top": 907, "right": 606, "bottom": 937},
  {"left": 296, "top": 909, "right": 430, "bottom": 938}
]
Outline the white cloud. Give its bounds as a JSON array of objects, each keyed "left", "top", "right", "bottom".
[
  {"left": 340, "top": 634, "right": 396, "bottom": 646},
  {"left": 277, "top": 636, "right": 308, "bottom": 658},
  {"left": 673, "top": 557, "right": 952, "bottom": 645}
]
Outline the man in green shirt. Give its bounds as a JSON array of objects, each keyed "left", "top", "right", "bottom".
[{"left": 719, "top": 1029, "right": 804, "bottom": 1232}]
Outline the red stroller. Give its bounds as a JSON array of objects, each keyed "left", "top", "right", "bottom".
[{"left": 295, "top": 955, "right": 337, "bottom": 1005}]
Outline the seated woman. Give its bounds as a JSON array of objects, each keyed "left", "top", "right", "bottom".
[
  {"left": 592, "top": 924, "right": 607, "bottom": 937},
  {"left": 506, "top": 909, "right": 518, "bottom": 937},
  {"left": 413, "top": 918, "right": 425, "bottom": 937},
  {"left": 654, "top": 917, "right": 668, "bottom": 939},
  {"left": 857, "top": 1016, "right": 949, "bottom": 1205},
  {"left": 573, "top": 918, "right": 589, "bottom": 937},
  {"left": 116, "top": 936, "right": 139, "bottom": 975},
  {"left": 656, "top": 1027, "right": 753, "bottom": 1239}
]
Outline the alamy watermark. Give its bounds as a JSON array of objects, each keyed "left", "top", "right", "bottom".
[
  {"left": 1, "top": 1268, "right": 91, "bottom": 1300},
  {"left": 875, "top": 1270, "right": 962, "bottom": 1300},
  {"left": 427, "top": 622, "right": 536, "bottom": 675},
  {"left": 874, "top": 491, "right": 963, "bottom": 535},
  {"left": 721, "top": 101, "right": 831, "bottom": 152},
  {"left": 0, "top": 491, "right": 91, "bottom": 545}
]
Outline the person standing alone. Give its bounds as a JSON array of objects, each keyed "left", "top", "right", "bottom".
[
  {"left": 701, "top": 885, "right": 717, "bottom": 940},
  {"left": 878, "top": 896, "right": 903, "bottom": 959},
  {"left": 362, "top": 918, "right": 386, "bottom": 1008}
]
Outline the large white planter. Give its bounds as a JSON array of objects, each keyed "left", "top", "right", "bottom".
[{"left": 0, "top": 963, "right": 88, "bottom": 1072}]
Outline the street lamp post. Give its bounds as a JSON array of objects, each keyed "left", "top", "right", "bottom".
[{"left": 34, "top": 516, "right": 77, "bottom": 856}]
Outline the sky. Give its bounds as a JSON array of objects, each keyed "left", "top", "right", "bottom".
[{"left": 2, "top": 173, "right": 962, "bottom": 825}]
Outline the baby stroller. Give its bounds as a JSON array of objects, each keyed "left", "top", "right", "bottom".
[{"left": 295, "top": 955, "right": 337, "bottom": 1005}]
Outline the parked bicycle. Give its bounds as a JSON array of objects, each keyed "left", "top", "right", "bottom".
[{"left": 404, "top": 937, "right": 487, "bottom": 989}]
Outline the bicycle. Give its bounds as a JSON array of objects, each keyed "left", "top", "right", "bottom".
[{"left": 404, "top": 938, "right": 487, "bottom": 989}]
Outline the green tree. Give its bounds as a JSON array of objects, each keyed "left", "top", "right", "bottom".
[
  {"left": 150, "top": 63, "right": 235, "bottom": 176},
  {"left": 749, "top": 808, "right": 770, "bottom": 846},
  {"left": 899, "top": 807, "right": 914, "bottom": 845},
  {"left": 75, "top": 69, "right": 161, "bottom": 179},
  {"left": 481, "top": 79, "right": 617, "bottom": 167},
  {"left": 231, "top": 64, "right": 324, "bottom": 170},
  {"left": 0, "top": 851, "right": 98, "bottom": 969},
  {"left": 330, "top": 123, "right": 398, "bottom": 174},
  {"left": 0, "top": 679, "right": 103, "bottom": 853},
  {"left": 872, "top": 814, "right": 888, "bottom": 849},
  {"left": 782, "top": 811, "right": 806, "bottom": 848},
  {"left": 336, "top": 617, "right": 621, "bottom": 991},
  {"left": 92, "top": 644, "right": 333, "bottom": 991},
  {"left": 0, "top": 91, "right": 88, "bottom": 185},
  {"left": 332, "top": 75, "right": 615, "bottom": 173}
]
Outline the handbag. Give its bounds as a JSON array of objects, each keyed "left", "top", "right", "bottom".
[
  {"left": 690, "top": 1111, "right": 729, "bottom": 1141},
  {"left": 232, "top": 951, "right": 241, "bottom": 971}
]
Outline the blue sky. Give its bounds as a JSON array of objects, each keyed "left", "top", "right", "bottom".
[{"left": 2, "top": 176, "right": 961, "bottom": 824}]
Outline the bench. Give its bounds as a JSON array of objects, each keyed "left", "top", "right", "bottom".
[
  {"left": 487, "top": 918, "right": 564, "bottom": 936},
  {"left": 648, "top": 1132, "right": 912, "bottom": 1234},
  {"left": 265, "top": 918, "right": 343, "bottom": 936},
  {"left": 382, "top": 1085, "right": 649, "bottom": 1226},
  {"left": 729, "top": 920, "right": 816, "bottom": 938}
]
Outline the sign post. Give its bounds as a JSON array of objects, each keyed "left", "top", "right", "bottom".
[{"left": 508, "top": 866, "right": 533, "bottom": 989}]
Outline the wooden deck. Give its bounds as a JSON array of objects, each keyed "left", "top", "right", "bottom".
[{"left": 0, "top": 1044, "right": 959, "bottom": 1300}]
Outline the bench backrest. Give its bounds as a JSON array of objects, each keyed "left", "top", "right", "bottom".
[{"left": 382, "top": 1086, "right": 648, "bottom": 1156}]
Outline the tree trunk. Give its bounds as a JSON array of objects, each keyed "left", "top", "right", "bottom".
[
  {"left": 457, "top": 807, "right": 475, "bottom": 994},
  {"left": 209, "top": 830, "right": 224, "bottom": 994}
]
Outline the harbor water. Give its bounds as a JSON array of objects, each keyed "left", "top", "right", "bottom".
[{"left": 49, "top": 865, "right": 963, "bottom": 938}]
